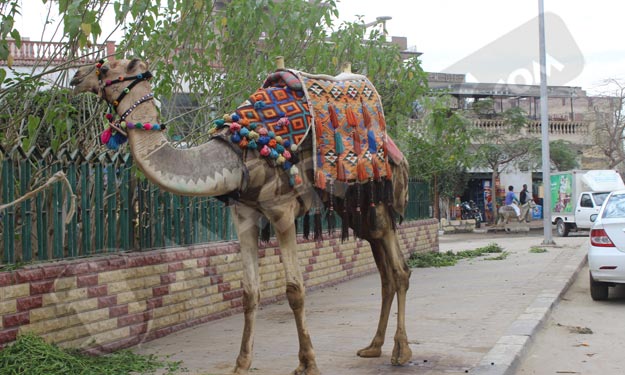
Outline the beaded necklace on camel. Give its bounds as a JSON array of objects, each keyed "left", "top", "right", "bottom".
[{"left": 95, "top": 59, "right": 164, "bottom": 150}]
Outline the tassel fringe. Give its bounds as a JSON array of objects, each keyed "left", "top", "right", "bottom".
[{"left": 303, "top": 211, "right": 311, "bottom": 240}]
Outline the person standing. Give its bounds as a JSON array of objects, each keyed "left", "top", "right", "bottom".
[
  {"left": 505, "top": 185, "right": 521, "bottom": 220},
  {"left": 519, "top": 184, "right": 529, "bottom": 205}
]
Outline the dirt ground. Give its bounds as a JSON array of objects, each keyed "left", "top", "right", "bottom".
[
  {"left": 135, "top": 231, "right": 587, "bottom": 375},
  {"left": 516, "top": 264, "right": 625, "bottom": 375}
]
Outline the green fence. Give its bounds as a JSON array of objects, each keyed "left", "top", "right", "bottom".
[{"left": 0, "top": 146, "right": 430, "bottom": 265}]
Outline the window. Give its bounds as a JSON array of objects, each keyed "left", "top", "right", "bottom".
[{"left": 580, "top": 194, "right": 593, "bottom": 208}]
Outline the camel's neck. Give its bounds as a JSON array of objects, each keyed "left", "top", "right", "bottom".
[{"left": 117, "top": 92, "right": 245, "bottom": 197}]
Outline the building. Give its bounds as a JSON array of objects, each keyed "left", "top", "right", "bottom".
[{"left": 428, "top": 72, "right": 618, "bottom": 218}]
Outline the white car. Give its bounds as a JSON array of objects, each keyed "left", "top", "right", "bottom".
[{"left": 588, "top": 189, "right": 625, "bottom": 300}]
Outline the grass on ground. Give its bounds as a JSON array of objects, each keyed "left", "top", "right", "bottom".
[
  {"left": 0, "top": 333, "right": 185, "bottom": 375},
  {"left": 407, "top": 242, "right": 506, "bottom": 268}
]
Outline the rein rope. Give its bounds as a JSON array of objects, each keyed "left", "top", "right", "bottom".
[{"left": 95, "top": 59, "right": 164, "bottom": 150}]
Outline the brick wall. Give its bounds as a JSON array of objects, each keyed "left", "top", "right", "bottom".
[{"left": 0, "top": 219, "right": 438, "bottom": 352}]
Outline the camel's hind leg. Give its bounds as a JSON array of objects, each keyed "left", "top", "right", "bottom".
[
  {"left": 357, "top": 238, "right": 394, "bottom": 359},
  {"left": 359, "top": 206, "right": 412, "bottom": 365},
  {"left": 232, "top": 205, "right": 262, "bottom": 374}
]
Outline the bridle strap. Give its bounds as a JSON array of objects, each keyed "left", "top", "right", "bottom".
[
  {"left": 119, "top": 92, "right": 154, "bottom": 121},
  {"left": 102, "top": 71, "right": 153, "bottom": 109}
]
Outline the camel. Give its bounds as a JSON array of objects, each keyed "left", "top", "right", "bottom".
[{"left": 70, "top": 58, "right": 413, "bottom": 375}]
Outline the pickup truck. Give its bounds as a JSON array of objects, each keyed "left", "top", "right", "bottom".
[{"left": 551, "top": 170, "right": 625, "bottom": 237}]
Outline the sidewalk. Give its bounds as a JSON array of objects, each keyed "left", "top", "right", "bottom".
[{"left": 134, "top": 230, "right": 588, "bottom": 375}]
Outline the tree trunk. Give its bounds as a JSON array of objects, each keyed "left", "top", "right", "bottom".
[
  {"left": 433, "top": 174, "right": 440, "bottom": 220},
  {"left": 490, "top": 167, "right": 500, "bottom": 224}
]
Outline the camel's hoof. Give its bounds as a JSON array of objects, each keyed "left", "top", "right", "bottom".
[
  {"left": 391, "top": 340, "right": 412, "bottom": 366},
  {"left": 233, "top": 357, "right": 251, "bottom": 374},
  {"left": 291, "top": 363, "right": 321, "bottom": 375},
  {"left": 357, "top": 345, "right": 382, "bottom": 358}
]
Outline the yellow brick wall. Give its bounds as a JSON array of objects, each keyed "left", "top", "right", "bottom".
[{"left": 0, "top": 219, "right": 438, "bottom": 352}]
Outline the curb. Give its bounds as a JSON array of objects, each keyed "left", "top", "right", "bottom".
[{"left": 471, "top": 244, "right": 588, "bottom": 374}]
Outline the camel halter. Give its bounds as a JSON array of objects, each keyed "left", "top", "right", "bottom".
[{"left": 95, "top": 59, "right": 165, "bottom": 150}]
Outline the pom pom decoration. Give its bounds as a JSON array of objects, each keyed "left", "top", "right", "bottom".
[
  {"left": 257, "top": 127, "right": 268, "bottom": 136},
  {"left": 230, "top": 122, "right": 241, "bottom": 132},
  {"left": 240, "top": 127, "right": 250, "bottom": 137},
  {"left": 260, "top": 145, "right": 271, "bottom": 157},
  {"left": 248, "top": 131, "right": 260, "bottom": 141},
  {"left": 231, "top": 132, "right": 242, "bottom": 143},
  {"left": 231, "top": 113, "right": 240, "bottom": 122},
  {"left": 258, "top": 135, "right": 270, "bottom": 146},
  {"left": 100, "top": 127, "right": 113, "bottom": 144}
]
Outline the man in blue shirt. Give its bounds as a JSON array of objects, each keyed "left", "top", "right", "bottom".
[{"left": 505, "top": 185, "right": 521, "bottom": 220}]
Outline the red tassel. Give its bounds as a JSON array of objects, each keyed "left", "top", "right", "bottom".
[
  {"left": 316, "top": 170, "right": 327, "bottom": 190},
  {"left": 363, "top": 104, "right": 372, "bottom": 129},
  {"left": 353, "top": 130, "right": 362, "bottom": 155},
  {"left": 372, "top": 157, "right": 381, "bottom": 180},
  {"left": 346, "top": 107, "right": 358, "bottom": 127},
  {"left": 337, "top": 160, "right": 346, "bottom": 181},
  {"left": 329, "top": 105, "right": 340, "bottom": 129},
  {"left": 378, "top": 112, "right": 386, "bottom": 131},
  {"left": 357, "top": 159, "right": 369, "bottom": 182},
  {"left": 385, "top": 160, "right": 393, "bottom": 179},
  {"left": 315, "top": 117, "right": 324, "bottom": 144}
]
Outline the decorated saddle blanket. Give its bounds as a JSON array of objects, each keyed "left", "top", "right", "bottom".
[
  {"left": 294, "top": 71, "right": 393, "bottom": 189},
  {"left": 215, "top": 70, "right": 402, "bottom": 190}
]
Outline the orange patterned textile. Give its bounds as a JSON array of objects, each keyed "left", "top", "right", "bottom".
[{"left": 296, "top": 72, "right": 392, "bottom": 191}]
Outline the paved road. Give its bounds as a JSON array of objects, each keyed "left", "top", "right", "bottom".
[
  {"left": 135, "top": 230, "right": 587, "bottom": 375},
  {"left": 516, "top": 264, "right": 625, "bottom": 375}
]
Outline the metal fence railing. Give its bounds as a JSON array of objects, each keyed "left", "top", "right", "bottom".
[{"left": 0, "top": 145, "right": 430, "bottom": 265}]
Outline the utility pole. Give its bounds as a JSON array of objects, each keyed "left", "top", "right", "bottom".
[{"left": 538, "top": 0, "right": 555, "bottom": 245}]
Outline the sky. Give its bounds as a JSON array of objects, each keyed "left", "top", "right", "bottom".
[
  {"left": 336, "top": 0, "right": 625, "bottom": 93},
  {"left": 15, "top": 0, "right": 625, "bottom": 94}
]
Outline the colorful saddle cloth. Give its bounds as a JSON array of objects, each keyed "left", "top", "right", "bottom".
[
  {"left": 294, "top": 71, "right": 392, "bottom": 190},
  {"left": 220, "top": 69, "right": 399, "bottom": 192}
]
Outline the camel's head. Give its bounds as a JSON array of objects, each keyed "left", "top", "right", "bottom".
[{"left": 70, "top": 58, "right": 150, "bottom": 97}]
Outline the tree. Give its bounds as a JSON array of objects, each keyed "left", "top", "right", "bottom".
[
  {"left": 472, "top": 106, "right": 535, "bottom": 222},
  {"left": 592, "top": 78, "right": 625, "bottom": 171},
  {"left": 396, "top": 95, "right": 475, "bottom": 220},
  {"left": 1, "top": 0, "right": 427, "bottom": 152},
  {"left": 517, "top": 138, "right": 580, "bottom": 173}
]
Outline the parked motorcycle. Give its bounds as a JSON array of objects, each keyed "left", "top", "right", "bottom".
[{"left": 460, "top": 200, "right": 483, "bottom": 228}]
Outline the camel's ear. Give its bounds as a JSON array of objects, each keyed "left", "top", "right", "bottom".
[{"left": 127, "top": 58, "right": 148, "bottom": 73}]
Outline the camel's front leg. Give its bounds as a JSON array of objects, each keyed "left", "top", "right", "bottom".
[
  {"left": 232, "top": 205, "right": 262, "bottom": 375},
  {"left": 274, "top": 215, "right": 319, "bottom": 375},
  {"left": 357, "top": 239, "right": 395, "bottom": 359}
]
